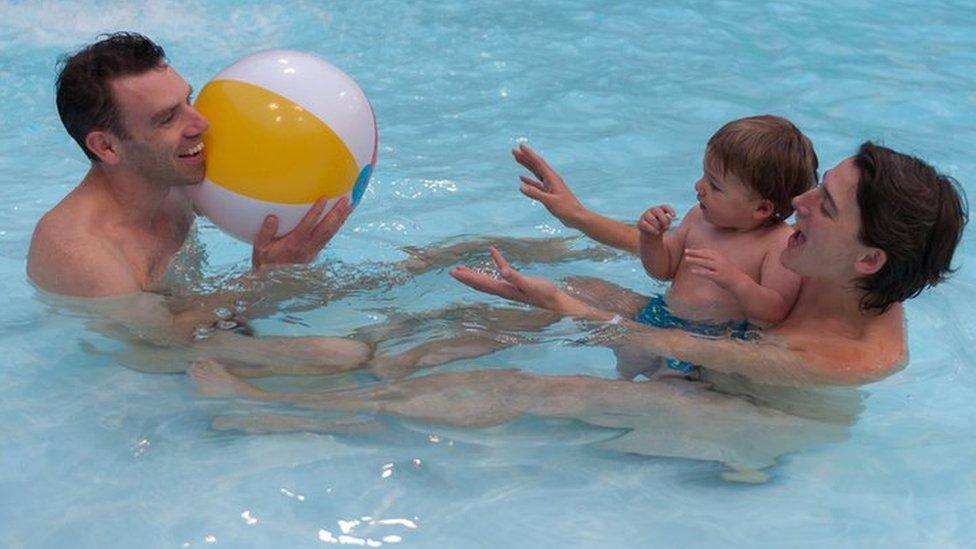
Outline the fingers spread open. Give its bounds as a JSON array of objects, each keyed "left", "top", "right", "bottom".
[
  {"left": 519, "top": 175, "right": 546, "bottom": 190},
  {"left": 292, "top": 197, "right": 329, "bottom": 237},
  {"left": 450, "top": 266, "right": 517, "bottom": 299},
  {"left": 254, "top": 215, "right": 279, "bottom": 247},
  {"left": 519, "top": 183, "right": 551, "bottom": 202},
  {"left": 311, "top": 198, "right": 351, "bottom": 246},
  {"left": 488, "top": 246, "right": 512, "bottom": 272}
]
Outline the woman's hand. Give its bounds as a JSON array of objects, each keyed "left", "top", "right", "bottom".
[
  {"left": 513, "top": 144, "right": 587, "bottom": 229},
  {"left": 450, "top": 247, "right": 604, "bottom": 318}
]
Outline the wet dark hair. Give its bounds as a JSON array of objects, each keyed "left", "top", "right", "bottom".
[
  {"left": 707, "top": 115, "right": 819, "bottom": 223},
  {"left": 55, "top": 32, "right": 167, "bottom": 161},
  {"left": 854, "top": 141, "right": 968, "bottom": 312}
]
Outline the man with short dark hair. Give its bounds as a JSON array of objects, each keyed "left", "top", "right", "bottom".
[
  {"left": 27, "top": 32, "right": 369, "bottom": 372},
  {"left": 30, "top": 31, "right": 346, "bottom": 298}
]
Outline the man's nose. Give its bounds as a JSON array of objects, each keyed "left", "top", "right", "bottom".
[{"left": 187, "top": 106, "right": 210, "bottom": 135}]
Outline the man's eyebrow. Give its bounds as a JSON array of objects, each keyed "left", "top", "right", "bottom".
[
  {"left": 151, "top": 86, "right": 193, "bottom": 124},
  {"left": 822, "top": 177, "right": 838, "bottom": 213},
  {"left": 150, "top": 104, "right": 180, "bottom": 124}
]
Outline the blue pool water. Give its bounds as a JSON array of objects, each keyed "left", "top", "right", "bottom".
[{"left": 2, "top": 0, "right": 976, "bottom": 546}]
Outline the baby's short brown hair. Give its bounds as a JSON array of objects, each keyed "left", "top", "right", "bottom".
[{"left": 706, "top": 115, "right": 819, "bottom": 222}]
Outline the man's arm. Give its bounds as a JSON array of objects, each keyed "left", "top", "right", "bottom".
[
  {"left": 33, "top": 252, "right": 370, "bottom": 371},
  {"left": 513, "top": 144, "right": 640, "bottom": 254},
  {"left": 27, "top": 230, "right": 141, "bottom": 298},
  {"left": 250, "top": 196, "right": 352, "bottom": 272},
  {"left": 27, "top": 232, "right": 216, "bottom": 344}
]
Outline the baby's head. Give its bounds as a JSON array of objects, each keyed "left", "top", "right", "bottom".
[{"left": 703, "top": 115, "right": 818, "bottom": 227}]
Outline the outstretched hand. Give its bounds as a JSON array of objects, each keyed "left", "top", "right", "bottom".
[
  {"left": 252, "top": 197, "right": 352, "bottom": 271},
  {"left": 450, "top": 247, "right": 602, "bottom": 318},
  {"left": 513, "top": 144, "right": 586, "bottom": 228}
]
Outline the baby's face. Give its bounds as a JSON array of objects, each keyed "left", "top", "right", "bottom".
[{"left": 693, "top": 155, "right": 768, "bottom": 230}]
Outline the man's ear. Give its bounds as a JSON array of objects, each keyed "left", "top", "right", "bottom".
[
  {"left": 854, "top": 247, "right": 887, "bottom": 276},
  {"left": 84, "top": 130, "right": 121, "bottom": 164},
  {"left": 753, "top": 199, "right": 775, "bottom": 221}
]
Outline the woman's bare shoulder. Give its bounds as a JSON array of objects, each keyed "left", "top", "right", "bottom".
[
  {"left": 772, "top": 304, "right": 906, "bottom": 384},
  {"left": 759, "top": 222, "right": 797, "bottom": 249}
]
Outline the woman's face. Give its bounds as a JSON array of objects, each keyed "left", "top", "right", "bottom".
[{"left": 781, "top": 157, "right": 874, "bottom": 280}]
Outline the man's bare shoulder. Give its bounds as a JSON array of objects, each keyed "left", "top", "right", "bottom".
[{"left": 27, "top": 205, "right": 138, "bottom": 297}]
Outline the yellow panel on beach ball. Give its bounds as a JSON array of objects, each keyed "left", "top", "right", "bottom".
[{"left": 195, "top": 79, "right": 358, "bottom": 204}]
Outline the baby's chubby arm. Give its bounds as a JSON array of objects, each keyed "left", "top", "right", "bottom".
[
  {"left": 638, "top": 205, "right": 692, "bottom": 280},
  {"left": 514, "top": 144, "right": 640, "bottom": 254},
  {"left": 684, "top": 231, "right": 801, "bottom": 326}
]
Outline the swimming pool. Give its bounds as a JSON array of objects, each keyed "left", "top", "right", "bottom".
[{"left": 2, "top": 0, "right": 975, "bottom": 546}]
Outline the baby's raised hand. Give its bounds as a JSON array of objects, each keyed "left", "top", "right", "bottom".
[{"left": 638, "top": 205, "right": 676, "bottom": 238}]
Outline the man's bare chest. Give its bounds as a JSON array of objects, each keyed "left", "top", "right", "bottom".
[{"left": 112, "top": 214, "right": 191, "bottom": 288}]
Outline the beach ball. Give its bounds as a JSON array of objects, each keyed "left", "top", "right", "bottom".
[{"left": 187, "top": 49, "right": 377, "bottom": 243}]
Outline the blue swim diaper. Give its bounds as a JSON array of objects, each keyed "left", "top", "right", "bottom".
[{"left": 634, "top": 295, "right": 758, "bottom": 373}]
